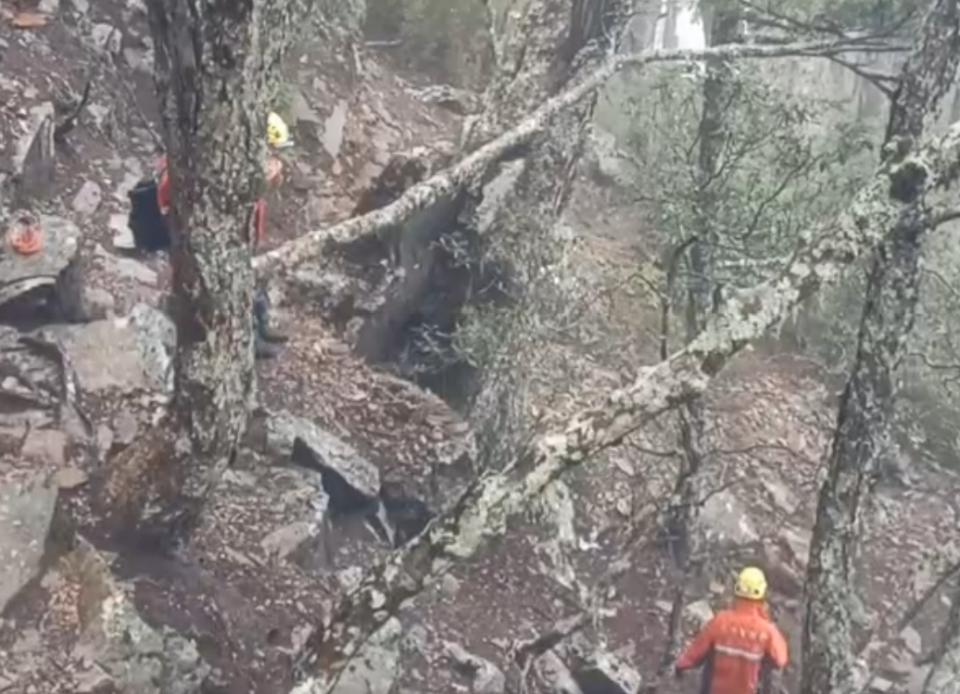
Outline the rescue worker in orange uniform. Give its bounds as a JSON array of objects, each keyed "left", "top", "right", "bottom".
[{"left": 675, "top": 567, "right": 789, "bottom": 694}]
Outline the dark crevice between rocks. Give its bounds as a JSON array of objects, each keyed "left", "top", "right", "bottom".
[
  {"left": 571, "top": 667, "right": 634, "bottom": 694},
  {"left": 348, "top": 203, "right": 514, "bottom": 410},
  {"left": 380, "top": 481, "right": 433, "bottom": 547},
  {"left": 290, "top": 436, "right": 434, "bottom": 555},
  {"left": 292, "top": 437, "right": 372, "bottom": 516}
]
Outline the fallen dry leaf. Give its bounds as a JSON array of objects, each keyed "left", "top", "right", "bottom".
[{"left": 12, "top": 12, "right": 50, "bottom": 29}]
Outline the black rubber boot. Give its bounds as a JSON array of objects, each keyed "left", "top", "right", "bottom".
[
  {"left": 254, "top": 288, "right": 289, "bottom": 344},
  {"left": 255, "top": 334, "right": 281, "bottom": 359}
]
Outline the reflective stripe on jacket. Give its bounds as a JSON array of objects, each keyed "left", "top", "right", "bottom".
[{"left": 676, "top": 598, "right": 788, "bottom": 694}]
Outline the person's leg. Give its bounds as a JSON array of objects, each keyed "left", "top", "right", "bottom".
[
  {"left": 253, "top": 286, "right": 285, "bottom": 359},
  {"left": 255, "top": 333, "right": 281, "bottom": 359},
  {"left": 253, "top": 286, "right": 288, "bottom": 343}
]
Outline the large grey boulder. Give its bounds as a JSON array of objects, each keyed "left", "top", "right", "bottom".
[
  {"left": 71, "top": 541, "right": 210, "bottom": 694},
  {"left": 266, "top": 410, "right": 380, "bottom": 506},
  {"left": 583, "top": 126, "right": 640, "bottom": 188},
  {"left": 559, "top": 635, "right": 643, "bottom": 694},
  {"left": 445, "top": 641, "right": 506, "bottom": 694},
  {"left": 329, "top": 617, "right": 401, "bottom": 694},
  {"left": 535, "top": 651, "right": 585, "bottom": 694},
  {"left": 9, "top": 102, "right": 55, "bottom": 204},
  {"left": 51, "top": 304, "right": 175, "bottom": 396},
  {"left": 700, "top": 489, "right": 760, "bottom": 546},
  {"left": 0, "top": 215, "right": 80, "bottom": 308},
  {"left": 0, "top": 472, "right": 60, "bottom": 613}
]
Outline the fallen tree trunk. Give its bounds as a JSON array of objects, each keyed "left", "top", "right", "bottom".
[
  {"left": 289, "top": 112, "right": 960, "bottom": 692},
  {"left": 255, "top": 36, "right": 900, "bottom": 275}
]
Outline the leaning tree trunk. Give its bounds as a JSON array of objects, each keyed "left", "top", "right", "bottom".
[
  {"left": 800, "top": 2, "right": 960, "bottom": 692},
  {"left": 466, "top": 0, "right": 630, "bottom": 470},
  {"left": 93, "top": 0, "right": 311, "bottom": 538}
]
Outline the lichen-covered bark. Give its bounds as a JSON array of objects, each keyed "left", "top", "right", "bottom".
[
  {"left": 255, "top": 36, "right": 886, "bottom": 275},
  {"left": 107, "top": 0, "right": 310, "bottom": 530},
  {"left": 801, "top": 2, "right": 960, "bottom": 692},
  {"left": 801, "top": 209, "right": 930, "bottom": 694}
]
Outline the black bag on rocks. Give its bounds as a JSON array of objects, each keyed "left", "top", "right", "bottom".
[{"left": 127, "top": 178, "right": 171, "bottom": 251}]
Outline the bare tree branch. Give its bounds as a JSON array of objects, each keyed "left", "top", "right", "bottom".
[
  {"left": 255, "top": 37, "right": 904, "bottom": 275},
  {"left": 899, "top": 558, "right": 960, "bottom": 632},
  {"left": 826, "top": 54, "right": 900, "bottom": 96},
  {"left": 739, "top": 0, "right": 920, "bottom": 40}
]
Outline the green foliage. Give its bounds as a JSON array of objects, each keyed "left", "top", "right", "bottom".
[
  {"left": 365, "top": 0, "right": 404, "bottom": 38},
  {"left": 626, "top": 61, "right": 874, "bottom": 297},
  {"left": 364, "top": 0, "right": 493, "bottom": 89},
  {"left": 739, "top": 0, "right": 926, "bottom": 33}
]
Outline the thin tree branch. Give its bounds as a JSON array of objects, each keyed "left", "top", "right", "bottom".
[
  {"left": 933, "top": 206, "right": 960, "bottom": 226},
  {"left": 826, "top": 55, "right": 899, "bottom": 96},
  {"left": 255, "top": 37, "right": 904, "bottom": 275},
  {"left": 898, "top": 558, "right": 960, "bottom": 632}
]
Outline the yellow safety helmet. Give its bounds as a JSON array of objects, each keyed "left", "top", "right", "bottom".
[
  {"left": 267, "top": 112, "right": 290, "bottom": 148},
  {"left": 734, "top": 566, "right": 768, "bottom": 601}
]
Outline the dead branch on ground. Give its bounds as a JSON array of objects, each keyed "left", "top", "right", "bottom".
[{"left": 255, "top": 36, "right": 902, "bottom": 275}]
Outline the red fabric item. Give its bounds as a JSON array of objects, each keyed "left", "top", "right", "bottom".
[
  {"left": 253, "top": 198, "right": 267, "bottom": 246},
  {"left": 156, "top": 157, "right": 267, "bottom": 247},
  {"left": 157, "top": 157, "right": 172, "bottom": 213},
  {"left": 676, "top": 598, "right": 789, "bottom": 694}
]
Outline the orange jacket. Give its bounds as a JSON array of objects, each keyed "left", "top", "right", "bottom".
[
  {"left": 156, "top": 157, "right": 267, "bottom": 246},
  {"left": 676, "top": 598, "right": 788, "bottom": 694}
]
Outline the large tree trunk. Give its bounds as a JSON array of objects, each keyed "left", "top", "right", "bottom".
[
  {"left": 801, "top": 2, "right": 960, "bottom": 692},
  {"left": 93, "top": 0, "right": 310, "bottom": 538},
  {"left": 149, "top": 0, "right": 262, "bottom": 513},
  {"left": 687, "top": 4, "right": 738, "bottom": 328}
]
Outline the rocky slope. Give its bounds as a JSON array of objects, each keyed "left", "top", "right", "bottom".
[{"left": 0, "top": 2, "right": 957, "bottom": 694}]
